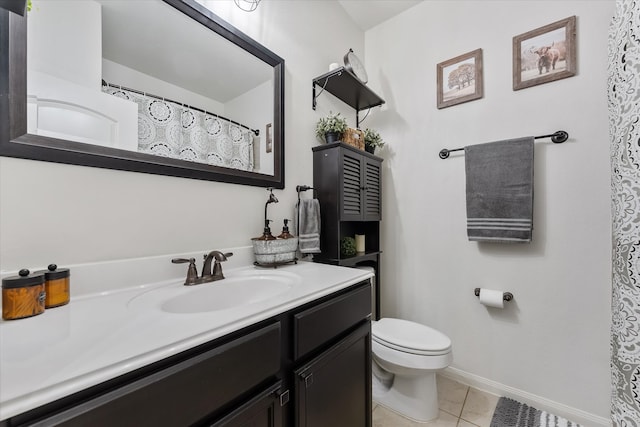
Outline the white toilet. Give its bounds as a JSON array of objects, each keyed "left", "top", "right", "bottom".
[{"left": 371, "top": 317, "right": 453, "bottom": 422}]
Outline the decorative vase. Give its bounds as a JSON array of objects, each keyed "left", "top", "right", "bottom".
[
  {"left": 365, "top": 145, "right": 375, "bottom": 154},
  {"left": 325, "top": 132, "right": 340, "bottom": 144}
]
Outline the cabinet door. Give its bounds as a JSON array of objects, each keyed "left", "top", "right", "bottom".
[
  {"left": 340, "top": 150, "right": 382, "bottom": 222},
  {"left": 295, "top": 322, "right": 372, "bottom": 427},
  {"left": 362, "top": 157, "right": 381, "bottom": 221},
  {"left": 211, "top": 382, "right": 284, "bottom": 427},
  {"left": 340, "top": 149, "right": 364, "bottom": 221}
]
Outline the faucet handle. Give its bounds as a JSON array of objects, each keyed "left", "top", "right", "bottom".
[
  {"left": 215, "top": 252, "right": 233, "bottom": 261},
  {"left": 171, "top": 258, "right": 199, "bottom": 286},
  {"left": 212, "top": 252, "right": 233, "bottom": 279}
]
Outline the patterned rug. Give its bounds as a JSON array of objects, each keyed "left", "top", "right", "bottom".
[{"left": 490, "top": 397, "right": 582, "bottom": 427}]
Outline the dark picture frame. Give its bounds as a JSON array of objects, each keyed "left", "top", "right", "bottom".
[
  {"left": 513, "top": 16, "right": 577, "bottom": 91},
  {"left": 437, "top": 48, "right": 483, "bottom": 109}
]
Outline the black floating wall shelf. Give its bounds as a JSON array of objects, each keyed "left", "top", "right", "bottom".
[{"left": 312, "top": 67, "right": 385, "bottom": 128}]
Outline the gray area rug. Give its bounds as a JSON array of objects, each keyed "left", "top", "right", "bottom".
[{"left": 491, "top": 397, "right": 582, "bottom": 427}]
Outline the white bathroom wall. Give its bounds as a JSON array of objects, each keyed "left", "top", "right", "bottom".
[
  {"left": 225, "top": 80, "right": 273, "bottom": 175},
  {"left": 102, "top": 59, "right": 225, "bottom": 115},
  {"left": 0, "top": 1, "right": 361, "bottom": 270},
  {"left": 365, "top": 1, "right": 613, "bottom": 423},
  {"left": 27, "top": 0, "right": 101, "bottom": 90},
  {"left": 26, "top": 1, "right": 139, "bottom": 152}
]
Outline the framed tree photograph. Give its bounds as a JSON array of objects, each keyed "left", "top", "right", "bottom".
[
  {"left": 513, "top": 16, "right": 576, "bottom": 91},
  {"left": 437, "top": 49, "right": 483, "bottom": 109}
]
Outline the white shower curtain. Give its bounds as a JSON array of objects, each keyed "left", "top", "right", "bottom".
[
  {"left": 609, "top": 0, "right": 640, "bottom": 424},
  {"left": 103, "top": 86, "right": 254, "bottom": 171}
]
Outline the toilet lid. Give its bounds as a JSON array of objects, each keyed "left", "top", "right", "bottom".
[{"left": 372, "top": 318, "right": 451, "bottom": 355}]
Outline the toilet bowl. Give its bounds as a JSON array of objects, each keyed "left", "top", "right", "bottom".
[{"left": 372, "top": 318, "right": 452, "bottom": 422}]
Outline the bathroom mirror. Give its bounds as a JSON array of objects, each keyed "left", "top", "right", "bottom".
[{"left": 0, "top": 0, "right": 285, "bottom": 188}]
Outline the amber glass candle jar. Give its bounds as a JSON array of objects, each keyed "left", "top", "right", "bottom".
[
  {"left": 2, "top": 269, "right": 45, "bottom": 320},
  {"left": 42, "top": 264, "right": 70, "bottom": 308}
]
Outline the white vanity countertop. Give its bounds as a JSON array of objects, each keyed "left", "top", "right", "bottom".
[{"left": 0, "top": 260, "right": 373, "bottom": 421}]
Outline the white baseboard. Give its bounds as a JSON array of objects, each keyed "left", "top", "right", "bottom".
[{"left": 440, "top": 367, "right": 611, "bottom": 427}]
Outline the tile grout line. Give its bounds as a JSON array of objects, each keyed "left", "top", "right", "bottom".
[
  {"left": 459, "top": 386, "right": 471, "bottom": 418},
  {"left": 460, "top": 387, "right": 496, "bottom": 427},
  {"left": 454, "top": 386, "right": 471, "bottom": 427}
]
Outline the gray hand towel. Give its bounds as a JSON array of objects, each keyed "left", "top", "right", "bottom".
[
  {"left": 295, "top": 199, "right": 321, "bottom": 253},
  {"left": 464, "top": 137, "right": 534, "bottom": 243}
]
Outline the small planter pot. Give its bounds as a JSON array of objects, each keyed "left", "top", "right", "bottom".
[
  {"left": 325, "top": 132, "right": 340, "bottom": 144},
  {"left": 364, "top": 145, "right": 375, "bottom": 154}
]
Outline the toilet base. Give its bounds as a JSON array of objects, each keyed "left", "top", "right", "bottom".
[{"left": 373, "top": 370, "right": 439, "bottom": 422}]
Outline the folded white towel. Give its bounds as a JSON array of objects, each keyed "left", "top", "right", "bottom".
[{"left": 294, "top": 199, "right": 321, "bottom": 253}]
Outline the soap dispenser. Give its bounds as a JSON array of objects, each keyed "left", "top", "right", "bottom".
[
  {"left": 278, "top": 219, "right": 294, "bottom": 239},
  {"left": 256, "top": 219, "right": 277, "bottom": 241},
  {"left": 255, "top": 188, "right": 278, "bottom": 240}
]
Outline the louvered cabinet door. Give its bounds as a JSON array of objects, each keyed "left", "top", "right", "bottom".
[
  {"left": 340, "top": 150, "right": 365, "bottom": 221},
  {"left": 362, "top": 158, "right": 381, "bottom": 221}
]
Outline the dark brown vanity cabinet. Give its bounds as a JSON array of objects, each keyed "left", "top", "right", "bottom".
[
  {"left": 3, "top": 282, "right": 371, "bottom": 427},
  {"left": 293, "top": 283, "right": 372, "bottom": 427},
  {"left": 10, "top": 323, "right": 283, "bottom": 427}
]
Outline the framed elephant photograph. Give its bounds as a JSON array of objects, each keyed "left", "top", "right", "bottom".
[{"left": 513, "top": 16, "right": 576, "bottom": 91}]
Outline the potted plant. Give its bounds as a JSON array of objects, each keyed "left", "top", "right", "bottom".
[
  {"left": 340, "top": 236, "right": 357, "bottom": 257},
  {"left": 315, "top": 112, "right": 348, "bottom": 144},
  {"left": 364, "top": 128, "right": 385, "bottom": 154}
]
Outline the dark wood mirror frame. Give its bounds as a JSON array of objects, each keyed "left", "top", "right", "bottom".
[{"left": 0, "top": 0, "right": 285, "bottom": 188}]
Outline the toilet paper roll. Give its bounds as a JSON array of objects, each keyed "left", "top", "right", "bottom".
[{"left": 479, "top": 288, "right": 504, "bottom": 308}]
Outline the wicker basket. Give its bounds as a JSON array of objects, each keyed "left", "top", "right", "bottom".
[{"left": 342, "top": 128, "right": 365, "bottom": 150}]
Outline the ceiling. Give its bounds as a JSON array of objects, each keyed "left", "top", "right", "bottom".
[
  {"left": 337, "top": 0, "right": 423, "bottom": 31},
  {"left": 99, "top": 0, "right": 272, "bottom": 103},
  {"left": 97, "top": 0, "right": 423, "bottom": 103}
]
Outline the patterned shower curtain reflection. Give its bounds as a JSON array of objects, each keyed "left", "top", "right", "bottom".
[
  {"left": 102, "top": 86, "right": 254, "bottom": 171},
  {"left": 609, "top": 0, "right": 640, "bottom": 424}
]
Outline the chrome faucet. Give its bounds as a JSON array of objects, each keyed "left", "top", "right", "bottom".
[{"left": 172, "top": 251, "right": 233, "bottom": 286}]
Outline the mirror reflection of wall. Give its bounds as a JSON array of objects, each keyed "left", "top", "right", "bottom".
[{"left": 26, "top": 0, "right": 274, "bottom": 175}]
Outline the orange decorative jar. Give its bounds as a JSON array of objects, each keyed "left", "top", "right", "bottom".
[
  {"left": 2, "top": 269, "right": 46, "bottom": 320},
  {"left": 41, "top": 264, "right": 70, "bottom": 308}
]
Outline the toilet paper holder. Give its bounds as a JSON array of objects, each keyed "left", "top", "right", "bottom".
[{"left": 474, "top": 288, "right": 513, "bottom": 302}]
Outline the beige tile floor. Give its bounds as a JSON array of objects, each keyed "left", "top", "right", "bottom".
[{"left": 373, "top": 375, "right": 500, "bottom": 427}]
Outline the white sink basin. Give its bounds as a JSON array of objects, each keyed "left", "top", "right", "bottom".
[{"left": 128, "top": 269, "right": 301, "bottom": 314}]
